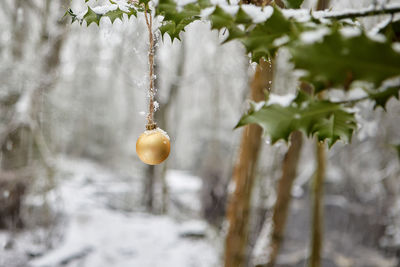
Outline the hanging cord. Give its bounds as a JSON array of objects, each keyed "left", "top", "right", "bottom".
[{"left": 144, "top": 4, "right": 157, "bottom": 130}]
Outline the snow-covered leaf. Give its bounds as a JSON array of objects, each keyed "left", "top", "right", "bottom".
[
  {"left": 236, "top": 92, "right": 357, "bottom": 147},
  {"left": 289, "top": 29, "right": 400, "bottom": 91},
  {"left": 282, "top": 0, "right": 304, "bottom": 9},
  {"left": 368, "top": 85, "right": 400, "bottom": 110}
]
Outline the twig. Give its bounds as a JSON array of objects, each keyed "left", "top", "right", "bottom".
[
  {"left": 319, "top": 4, "right": 400, "bottom": 20},
  {"left": 332, "top": 96, "right": 370, "bottom": 105}
]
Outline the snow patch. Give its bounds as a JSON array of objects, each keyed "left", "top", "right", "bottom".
[
  {"left": 282, "top": 9, "right": 311, "bottom": 22},
  {"left": 201, "top": 7, "right": 216, "bottom": 18},
  {"left": 273, "top": 35, "right": 290, "bottom": 47},
  {"left": 241, "top": 5, "right": 273, "bottom": 23},
  {"left": 143, "top": 127, "right": 170, "bottom": 140},
  {"left": 392, "top": 43, "right": 400, "bottom": 53},
  {"left": 220, "top": 5, "right": 239, "bottom": 16},
  {"left": 267, "top": 93, "right": 296, "bottom": 107},
  {"left": 340, "top": 27, "right": 361, "bottom": 38},
  {"left": 300, "top": 27, "right": 330, "bottom": 44}
]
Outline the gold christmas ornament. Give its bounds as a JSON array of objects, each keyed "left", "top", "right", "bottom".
[
  {"left": 136, "top": 6, "right": 171, "bottom": 165},
  {"left": 136, "top": 126, "right": 170, "bottom": 165}
]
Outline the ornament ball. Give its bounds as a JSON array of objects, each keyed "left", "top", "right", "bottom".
[{"left": 136, "top": 128, "right": 170, "bottom": 165}]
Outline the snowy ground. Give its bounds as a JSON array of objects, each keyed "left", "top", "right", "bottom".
[{"left": 0, "top": 158, "right": 219, "bottom": 267}]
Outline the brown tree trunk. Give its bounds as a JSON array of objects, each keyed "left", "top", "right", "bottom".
[
  {"left": 309, "top": 141, "right": 326, "bottom": 267},
  {"left": 258, "top": 131, "right": 303, "bottom": 267},
  {"left": 224, "top": 59, "right": 273, "bottom": 267},
  {"left": 309, "top": 2, "right": 330, "bottom": 266}
]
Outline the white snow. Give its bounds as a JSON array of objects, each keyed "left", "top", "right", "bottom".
[
  {"left": 282, "top": 8, "right": 312, "bottom": 22},
  {"left": 392, "top": 43, "right": 400, "bottom": 53},
  {"left": 273, "top": 35, "right": 290, "bottom": 47},
  {"left": 300, "top": 27, "right": 330, "bottom": 44},
  {"left": 367, "top": 32, "right": 387, "bottom": 43},
  {"left": 200, "top": 2, "right": 273, "bottom": 23},
  {"left": 252, "top": 100, "right": 266, "bottom": 111},
  {"left": 241, "top": 5, "right": 273, "bottom": 23},
  {"left": 267, "top": 93, "right": 296, "bottom": 107},
  {"left": 25, "top": 158, "right": 217, "bottom": 267},
  {"left": 154, "top": 100, "right": 160, "bottom": 111},
  {"left": 220, "top": 5, "right": 239, "bottom": 16},
  {"left": 166, "top": 170, "right": 202, "bottom": 193},
  {"left": 201, "top": 7, "right": 216, "bottom": 18},
  {"left": 340, "top": 26, "right": 362, "bottom": 38},
  {"left": 92, "top": 4, "right": 118, "bottom": 14},
  {"left": 176, "top": 0, "right": 198, "bottom": 6},
  {"left": 143, "top": 127, "right": 170, "bottom": 140}
]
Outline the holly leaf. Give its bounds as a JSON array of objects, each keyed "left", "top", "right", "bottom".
[
  {"left": 393, "top": 144, "right": 400, "bottom": 160},
  {"left": 379, "top": 19, "right": 400, "bottom": 42},
  {"left": 83, "top": 6, "right": 102, "bottom": 26},
  {"left": 209, "top": 5, "right": 234, "bottom": 30},
  {"left": 282, "top": 0, "right": 304, "bottom": 9},
  {"left": 368, "top": 85, "right": 400, "bottom": 110},
  {"left": 240, "top": 7, "right": 296, "bottom": 61},
  {"left": 105, "top": 7, "right": 135, "bottom": 23},
  {"left": 68, "top": 5, "right": 137, "bottom": 26},
  {"left": 157, "top": 0, "right": 205, "bottom": 41},
  {"left": 235, "top": 92, "right": 357, "bottom": 147},
  {"left": 289, "top": 30, "right": 400, "bottom": 91}
]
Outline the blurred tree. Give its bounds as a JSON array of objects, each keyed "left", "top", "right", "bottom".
[
  {"left": 0, "top": 0, "right": 69, "bottom": 229},
  {"left": 224, "top": 58, "right": 273, "bottom": 267}
]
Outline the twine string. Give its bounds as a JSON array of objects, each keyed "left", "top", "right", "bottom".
[{"left": 144, "top": 5, "right": 156, "bottom": 130}]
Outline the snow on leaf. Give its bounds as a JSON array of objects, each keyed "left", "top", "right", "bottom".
[
  {"left": 236, "top": 91, "right": 357, "bottom": 147},
  {"left": 282, "top": 0, "right": 304, "bottom": 9},
  {"left": 289, "top": 29, "right": 400, "bottom": 92}
]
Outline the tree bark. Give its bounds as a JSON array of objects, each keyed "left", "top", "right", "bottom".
[
  {"left": 256, "top": 130, "right": 303, "bottom": 267},
  {"left": 309, "top": 141, "right": 326, "bottom": 267},
  {"left": 0, "top": 0, "right": 69, "bottom": 228},
  {"left": 309, "top": 1, "right": 330, "bottom": 266},
  {"left": 224, "top": 59, "right": 273, "bottom": 267}
]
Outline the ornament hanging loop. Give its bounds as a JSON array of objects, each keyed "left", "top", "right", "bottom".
[
  {"left": 146, "top": 123, "right": 157, "bottom": 130},
  {"left": 143, "top": 3, "right": 156, "bottom": 129},
  {"left": 136, "top": 1, "right": 171, "bottom": 165}
]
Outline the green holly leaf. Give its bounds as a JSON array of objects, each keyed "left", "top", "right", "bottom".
[
  {"left": 289, "top": 29, "right": 400, "bottom": 91},
  {"left": 368, "top": 85, "right": 400, "bottom": 110},
  {"left": 236, "top": 92, "right": 357, "bottom": 147},
  {"left": 235, "top": 7, "right": 253, "bottom": 25},
  {"left": 84, "top": 6, "right": 102, "bottom": 26},
  {"left": 67, "top": 8, "right": 78, "bottom": 24},
  {"left": 379, "top": 20, "right": 400, "bottom": 42},
  {"left": 393, "top": 144, "right": 400, "bottom": 160},
  {"left": 209, "top": 5, "right": 234, "bottom": 30},
  {"left": 240, "top": 7, "right": 295, "bottom": 61},
  {"left": 282, "top": 0, "right": 304, "bottom": 9},
  {"left": 157, "top": 0, "right": 204, "bottom": 41},
  {"left": 105, "top": 8, "right": 126, "bottom": 23}
]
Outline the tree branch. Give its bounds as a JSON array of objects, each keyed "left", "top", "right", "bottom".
[{"left": 319, "top": 4, "right": 400, "bottom": 20}]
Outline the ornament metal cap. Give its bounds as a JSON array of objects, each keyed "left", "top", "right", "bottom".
[{"left": 146, "top": 123, "right": 157, "bottom": 130}]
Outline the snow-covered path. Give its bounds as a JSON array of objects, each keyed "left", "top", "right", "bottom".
[
  {"left": 30, "top": 211, "right": 217, "bottom": 267},
  {"left": 1, "top": 157, "right": 219, "bottom": 267}
]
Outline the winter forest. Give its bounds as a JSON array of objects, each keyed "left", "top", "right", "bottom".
[{"left": 1, "top": 0, "right": 400, "bottom": 266}]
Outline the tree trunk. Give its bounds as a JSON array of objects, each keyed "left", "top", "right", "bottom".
[
  {"left": 224, "top": 59, "right": 273, "bottom": 267},
  {"left": 309, "top": 141, "right": 326, "bottom": 267},
  {"left": 309, "top": 1, "right": 330, "bottom": 265},
  {"left": 257, "top": 131, "right": 303, "bottom": 267},
  {"left": 0, "top": 0, "right": 69, "bottom": 229}
]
